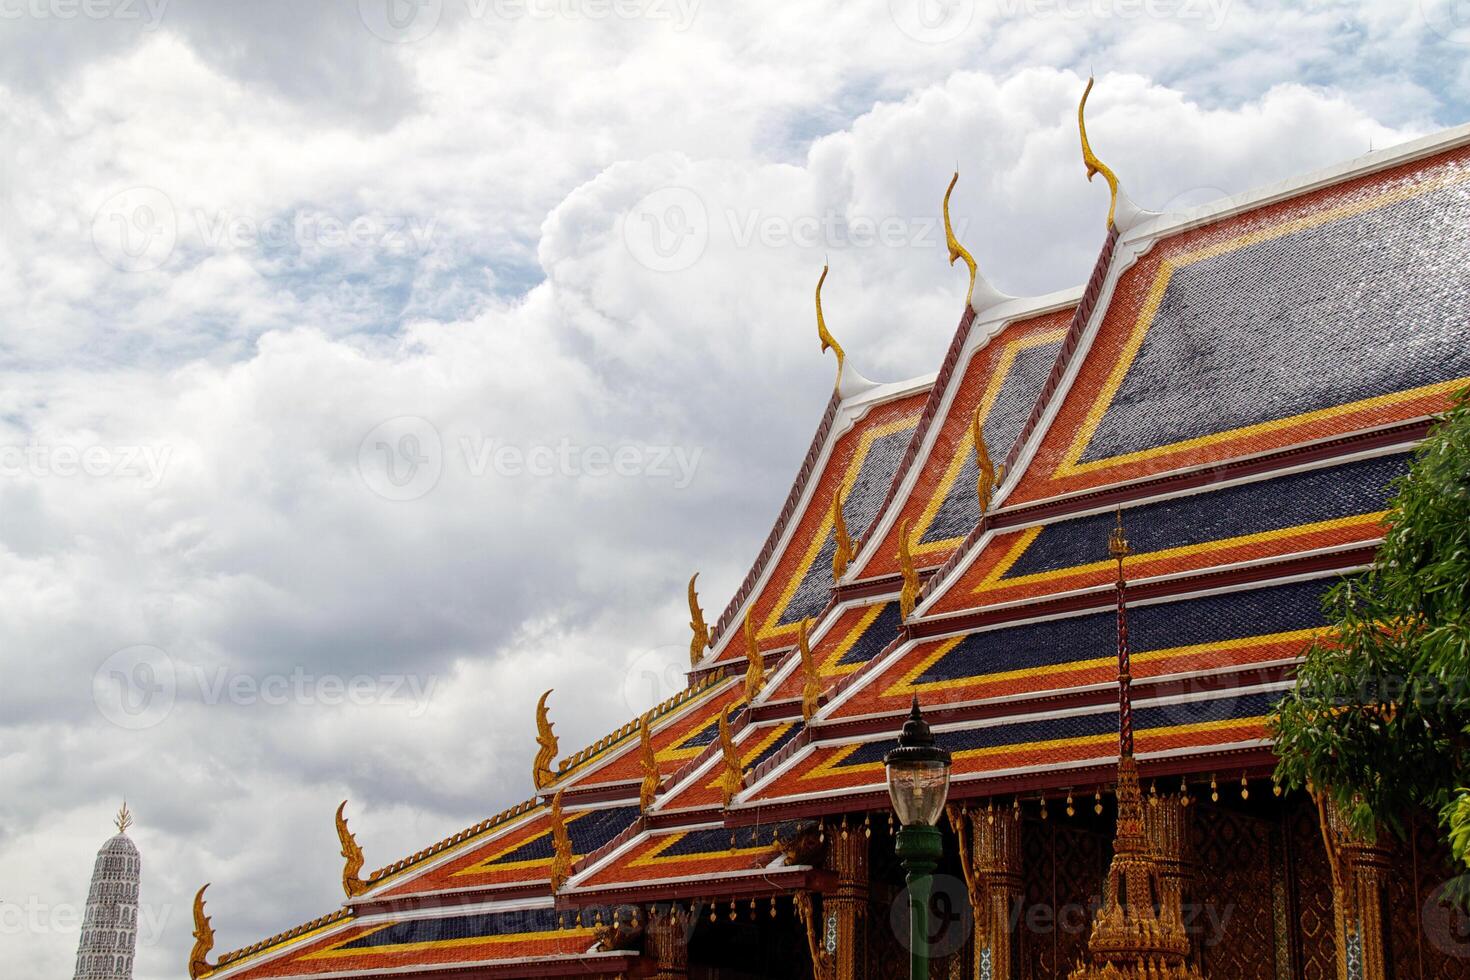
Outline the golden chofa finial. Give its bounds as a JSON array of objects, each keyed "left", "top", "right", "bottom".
[
  {"left": 718, "top": 706, "right": 743, "bottom": 808},
  {"left": 815, "top": 264, "right": 845, "bottom": 388},
  {"left": 335, "top": 802, "right": 369, "bottom": 898},
  {"left": 687, "top": 573, "right": 711, "bottom": 668},
  {"left": 972, "top": 403, "right": 1003, "bottom": 517},
  {"left": 533, "top": 690, "right": 560, "bottom": 790},
  {"left": 742, "top": 611, "right": 765, "bottom": 703},
  {"left": 548, "top": 790, "right": 573, "bottom": 892},
  {"left": 898, "top": 518, "right": 921, "bottom": 619},
  {"left": 114, "top": 800, "right": 134, "bottom": 835},
  {"left": 798, "top": 619, "right": 821, "bottom": 722},
  {"left": 638, "top": 716, "right": 659, "bottom": 811},
  {"left": 831, "top": 487, "right": 854, "bottom": 582},
  {"left": 188, "top": 884, "right": 216, "bottom": 980},
  {"left": 944, "top": 171, "right": 979, "bottom": 308},
  {"left": 1078, "top": 76, "right": 1121, "bottom": 230}
]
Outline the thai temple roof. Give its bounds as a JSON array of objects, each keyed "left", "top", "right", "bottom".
[{"left": 191, "top": 104, "right": 1470, "bottom": 980}]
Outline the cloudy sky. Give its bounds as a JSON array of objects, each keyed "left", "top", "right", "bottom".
[{"left": 1, "top": 1, "right": 1466, "bottom": 977}]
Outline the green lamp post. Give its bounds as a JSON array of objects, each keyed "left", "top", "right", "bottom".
[{"left": 884, "top": 696, "right": 952, "bottom": 980}]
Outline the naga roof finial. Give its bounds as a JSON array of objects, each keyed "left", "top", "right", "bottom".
[
  {"left": 687, "top": 573, "right": 711, "bottom": 668},
  {"left": 533, "top": 690, "right": 560, "bottom": 790},
  {"left": 335, "top": 801, "right": 369, "bottom": 898},
  {"left": 972, "top": 403, "right": 1003, "bottom": 517},
  {"left": 718, "top": 706, "right": 743, "bottom": 808},
  {"left": 1079, "top": 76, "right": 1122, "bottom": 230},
  {"left": 114, "top": 800, "right": 133, "bottom": 835},
  {"left": 831, "top": 487, "right": 854, "bottom": 582},
  {"left": 638, "top": 716, "right": 659, "bottom": 811},
  {"left": 548, "top": 790, "right": 573, "bottom": 892},
  {"left": 742, "top": 611, "right": 764, "bottom": 703},
  {"left": 188, "top": 884, "right": 215, "bottom": 980},
  {"left": 815, "top": 264, "right": 846, "bottom": 388},
  {"left": 944, "top": 171, "right": 980, "bottom": 308},
  {"left": 798, "top": 619, "right": 821, "bottom": 722},
  {"left": 898, "top": 518, "right": 921, "bottom": 619}
]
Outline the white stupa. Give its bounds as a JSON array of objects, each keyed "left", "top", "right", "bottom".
[{"left": 72, "top": 804, "right": 141, "bottom": 980}]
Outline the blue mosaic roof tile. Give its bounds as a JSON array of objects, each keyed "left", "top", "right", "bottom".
[{"left": 482, "top": 806, "right": 640, "bottom": 866}]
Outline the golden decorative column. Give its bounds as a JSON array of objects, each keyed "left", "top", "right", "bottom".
[
  {"left": 1144, "top": 793, "right": 1196, "bottom": 948},
  {"left": 951, "top": 804, "right": 1023, "bottom": 980},
  {"left": 645, "top": 905, "right": 689, "bottom": 980},
  {"left": 825, "top": 823, "right": 869, "bottom": 980},
  {"left": 1317, "top": 794, "right": 1391, "bottom": 980}
]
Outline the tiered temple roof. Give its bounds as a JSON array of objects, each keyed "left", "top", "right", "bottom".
[{"left": 193, "top": 107, "right": 1470, "bottom": 979}]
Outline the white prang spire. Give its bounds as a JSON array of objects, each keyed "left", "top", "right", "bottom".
[{"left": 72, "top": 805, "right": 141, "bottom": 980}]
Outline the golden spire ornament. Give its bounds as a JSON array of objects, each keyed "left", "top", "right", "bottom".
[
  {"left": 533, "top": 690, "right": 560, "bottom": 790},
  {"left": 718, "top": 706, "right": 743, "bottom": 808},
  {"left": 815, "top": 264, "right": 845, "bottom": 388},
  {"left": 638, "top": 716, "right": 659, "bottom": 811},
  {"left": 831, "top": 487, "right": 854, "bottom": 581},
  {"left": 1067, "top": 509, "right": 1203, "bottom": 980},
  {"left": 898, "top": 518, "right": 921, "bottom": 619},
  {"left": 187, "top": 884, "right": 216, "bottom": 980},
  {"left": 114, "top": 801, "right": 134, "bottom": 835},
  {"left": 798, "top": 618, "right": 821, "bottom": 722},
  {"left": 1078, "top": 75, "right": 1122, "bottom": 230},
  {"left": 972, "top": 403, "right": 1002, "bottom": 517},
  {"left": 688, "top": 573, "right": 711, "bottom": 667},
  {"left": 742, "top": 611, "right": 764, "bottom": 703},
  {"left": 335, "top": 801, "right": 369, "bottom": 898},
  {"left": 944, "top": 171, "right": 980, "bottom": 308},
  {"left": 548, "top": 790, "right": 573, "bottom": 892}
]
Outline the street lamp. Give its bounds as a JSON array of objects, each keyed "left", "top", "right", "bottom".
[{"left": 884, "top": 696, "right": 952, "bottom": 980}]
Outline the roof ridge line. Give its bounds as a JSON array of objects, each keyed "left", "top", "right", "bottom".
[
  {"left": 365, "top": 797, "right": 544, "bottom": 885},
  {"left": 212, "top": 907, "right": 354, "bottom": 971}
]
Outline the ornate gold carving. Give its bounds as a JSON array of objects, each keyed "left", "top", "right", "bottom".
[
  {"left": 972, "top": 403, "right": 1003, "bottom": 517},
  {"left": 779, "top": 821, "right": 827, "bottom": 867},
  {"left": 114, "top": 801, "right": 133, "bottom": 835},
  {"left": 334, "top": 801, "right": 369, "bottom": 898},
  {"left": 950, "top": 803, "right": 1024, "bottom": 980},
  {"left": 593, "top": 910, "right": 644, "bottom": 952},
  {"left": 533, "top": 689, "right": 559, "bottom": 790},
  {"left": 188, "top": 884, "right": 216, "bottom": 980},
  {"left": 831, "top": 488, "right": 854, "bottom": 582},
  {"left": 688, "top": 573, "right": 711, "bottom": 667},
  {"left": 794, "top": 891, "right": 833, "bottom": 978},
  {"left": 944, "top": 171, "right": 980, "bottom": 308},
  {"left": 718, "top": 706, "right": 743, "bottom": 808},
  {"left": 798, "top": 618, "right": 821, "bottom": 722},
  {"left": 638, "top": 716, "right": 659, "bottom": 811},
  {"left": 898, "top": 518, "right": 920, "bottom": 619},
  {"left": 742, "top": 612, "right": 764, "bottom": 703},
  {"left": 1316, "top": 791, "right": 1390, "bottom": 980},
  {"left": 548, "top": 790, "right": 573, "bottom": 892},
  {"left": 815, "top": 264, "right": 845, "bottom": 387},
  {"left": 1079, "top": 75, "right": 1121, "bottom": 231}
]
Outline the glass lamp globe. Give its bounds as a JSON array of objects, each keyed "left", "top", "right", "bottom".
[{"left": 883, "top": 696, "right": 952, "bottom": 827}]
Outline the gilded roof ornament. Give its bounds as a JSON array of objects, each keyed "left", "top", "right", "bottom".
[
  {"left": 798, "top": 619, "right": 821, "bottom": 722},
  {"left": 742, "top": 611, "right": 765, "bottom": 703},
  {"left": 638, "top": 716, "right": 659, "bottom": 811},
  {"left": 815, "top": 264, "right": 846, "bottom": 388},
  {"left": 114, "top": 800, "right": 134, "bottom": 835},
  {"left": 972, "top": 403, "right": 1003, "bottom": 517},
  {"left": 1078, "top": 76, "right": 1121, "bottom": 231},
  {"left": 944, "top": 171, "right": 980, "bottom": 308},
  {"left": 687, "top": 573, "right": 712, "bottom": 667},
  {"left": 334, "top": 801, "right": 369, "bottom": 898},
  {"left": 533, "top": 690, "right": 560, "bottom": 790},
  {"left": 188, "top": 884, "right": 216, "bottom": 980},
  {"left": 718, "top": 706, "right": 743, "bottom": 808},
  {"left": 830, "top": 487, "right": 854, "bottom": 582},
  {"left": 548, "top": 790, "right": 573, "bottom": 892},
  {"left": 898, "top": 518, "right": 921, "bottom": 619}
]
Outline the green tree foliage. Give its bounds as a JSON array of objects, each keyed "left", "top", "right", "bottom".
[{"left": 1272, "top": 388, "right": 1470, "bottom": 859}]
